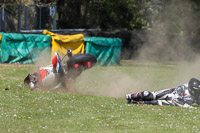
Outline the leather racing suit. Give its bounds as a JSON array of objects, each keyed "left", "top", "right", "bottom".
[{"left": 126, "top": 83, "right": 200, "bottom": 108}]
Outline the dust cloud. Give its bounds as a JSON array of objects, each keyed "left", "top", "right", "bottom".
[
  {"left": 35, "top": 49, "right": 52, "bottom": 69},
  {"left": 73, "top": 1, "right": 200, "bottom": 97},
  {"left": 136, "top": 1, "right": 200, "bottom": 82},
  {"left": 32, "top": 1, "right": 200, "bottom": 98},
  {"left": 137, "top": 1, "right": 199, "bottom": 62},
  {"left": 72, "top": 67, "right": 153, "bottom": 98}
]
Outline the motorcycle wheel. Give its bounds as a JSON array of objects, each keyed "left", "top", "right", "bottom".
[{"left": 67, "top": 53, "right": 97, "bottom": 70}]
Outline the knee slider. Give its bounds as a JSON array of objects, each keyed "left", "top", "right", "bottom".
[
  {"left": 143, "top": 91, "right": 150, "bottom": 97},
  {"left": 142, "top": 91, "right": 154, "bottom": 100}
]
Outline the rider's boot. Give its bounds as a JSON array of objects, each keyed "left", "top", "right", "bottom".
[
  {"left": 126, "top": 92, "right": 143, "bottom": 101},
  {"left": 126, "top": 94, "right": 141, "bottom": 104},
  {"left": 127, "top": 91, "right": 155, "bottom": 101},
  {"left": 126, "top": 94, "right": 132, "bottom": 104}
]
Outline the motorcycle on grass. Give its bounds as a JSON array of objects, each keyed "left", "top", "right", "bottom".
[{"left": 24, "top": 49, "right": 97, "bottom": 90}]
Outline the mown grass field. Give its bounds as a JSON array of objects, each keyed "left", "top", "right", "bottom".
[{"left": 0, "top": 61, "right": 200, "bottom": 133}]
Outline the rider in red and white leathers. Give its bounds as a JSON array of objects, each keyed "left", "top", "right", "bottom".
[
  {"left": 126, "top": 78, "right": 200, "bottom": 108},
  {"left": 26, "top": 52, "right": 64, "bottom": 90},
  {"left": 37, "top": 52, "right": 62, "bottom": 87}
]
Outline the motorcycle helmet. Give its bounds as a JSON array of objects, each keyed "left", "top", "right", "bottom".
[
  {"left": 188, "top": 78, "right": 200, "bottom": 97},
  {"left": 24, "top": 73, "right": 38, "bottom": 90}
]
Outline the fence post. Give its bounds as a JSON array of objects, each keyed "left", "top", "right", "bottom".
[
  {"left": 39, "top": 6, "right": 42, "bottom": 29},
  {"left": 53, "top": 5, "right": 56, "bottom": 29},
  {"left": 24, "top": 6, "right": 28, "bottom": 30},
  {"left": 1, "top": 7, "right": 5, "bottom": 32},
  {"left": 18, "top": 5, "right": 21, "bottom": 32}
]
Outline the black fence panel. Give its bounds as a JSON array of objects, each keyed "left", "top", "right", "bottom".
[{"left": 0, "top": 4, "right": 56, "bottom": 32}]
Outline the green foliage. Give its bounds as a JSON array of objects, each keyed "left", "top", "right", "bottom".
[
  {"left": 2, "top": 0, "right": 200, "bottom": 32},
  {"left": 55, "top": 0, "right": 200, "bottom": 33},
  {"left": 57, "top": 0, "right": 152, "bottom": 30},
  {"left": 150, "top": 0, "right": 200, "bottom": 36},
  {"left": 1, "top": 0, "right": 57, "bottom": 5},
  {"left": 37, "top": 0, "right": 58, "bottom": 4}
]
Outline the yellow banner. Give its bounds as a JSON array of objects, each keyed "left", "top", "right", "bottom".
[{"left": 43, "top": 30, "right": 85, "bottom": 59}]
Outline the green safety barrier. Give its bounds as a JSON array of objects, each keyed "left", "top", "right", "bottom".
[
  {"left": 84, "top": 37, "right": 121, "bottom": 66},
  {"left": 0, "top": 33, "right": 51, "bottom": 64}
]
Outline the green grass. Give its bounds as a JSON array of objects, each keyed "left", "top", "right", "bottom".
[{"left": 0, "top": 62, "right": 200, "bottom": 133}]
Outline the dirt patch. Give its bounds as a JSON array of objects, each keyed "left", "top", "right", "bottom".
[{"left": 0, "top": 64, "right": 33, "bottom": 68}]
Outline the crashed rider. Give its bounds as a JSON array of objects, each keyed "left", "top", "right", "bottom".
[
  {"left": 24, "top": 49, "right": 75, "bottom": 90},
  {"left": 126, "top": 78, "right": 200, "bottom": 108}
]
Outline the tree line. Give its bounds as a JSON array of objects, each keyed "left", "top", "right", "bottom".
[{"left": 1, "top": 0, "right": 200, "bottom": 36}]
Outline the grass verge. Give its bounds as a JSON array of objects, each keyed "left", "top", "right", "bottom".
[{"left": 0, "top": 62, "right": 199, "bottom": 133}]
